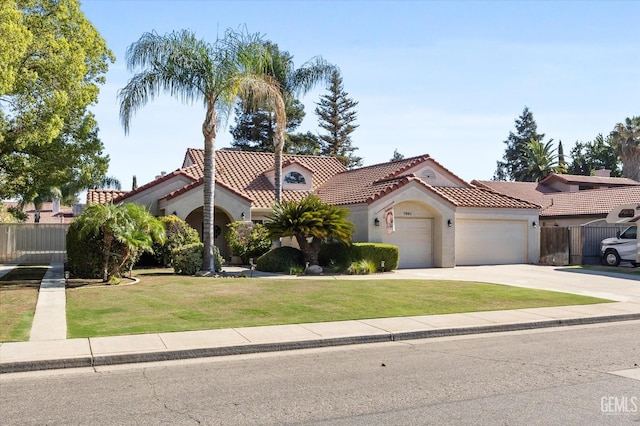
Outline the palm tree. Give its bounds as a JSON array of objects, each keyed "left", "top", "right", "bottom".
[
  {"left": 522, "top": 139, "right": 559, "bottom": 182},
  {"left": 77, "top": 203, "right": 129, "bottom": 282},
  {"left": 116, "top": 203, "right": 165, "bottom": 276},
  {"left": 118, "top": 29, "right": 283, "bottom": 272},
  {"left": 610, "top": 116, "right": 640, "bottom": 181},
  {"left": 263, "top": 44, "right": 335, "bottom": 201},
  {"left": 264, "top": 195, "right": 354, "bottom": 265}
]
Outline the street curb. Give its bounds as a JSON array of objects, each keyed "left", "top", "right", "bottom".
[{"left": 2, "top": 313, "right": 640, "bottom": 374}]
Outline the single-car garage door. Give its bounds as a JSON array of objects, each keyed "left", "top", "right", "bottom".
[
  {"left": 456, "top": 220, "right": 527, "bottom": 265},
  {"left": 385, "top": 218, "right": 433, "bottom": 268}
]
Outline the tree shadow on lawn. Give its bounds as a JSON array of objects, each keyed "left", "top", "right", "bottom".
[{"left": 0, "top": 265, "right": 48, "bottom": 289}]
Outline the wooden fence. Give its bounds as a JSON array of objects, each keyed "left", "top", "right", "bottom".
[{"left": 540, "top": 225, "right": 629, "bottom": 266}]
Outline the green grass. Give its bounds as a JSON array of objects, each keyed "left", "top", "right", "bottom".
[
  {"left": 0, "top": 266, "right": 47, "bottom": 342},
  {"left": 0, "top": 287, "right": 38, "bottom": 342},
  {"left": 65, "top": 268, "right": 611, "bottom": 338}
]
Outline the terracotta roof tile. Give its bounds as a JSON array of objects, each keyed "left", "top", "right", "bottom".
[
  {"left": 175, "top": 149, "right": 347, "bottom": 208},
  {"left": 539, "top": 173, "right": 640, "bottom": 187},
  {"left": 541, "top": 187, "right": 640, "bottom": 217},
  {"left": 472, "top": 180, "right": 557, "bottom": 208},
  {"left": 86, "top": 190, "right": 128, "bottom": 204},
  {"left": 115, "top": 169, "right": 197, "bottom": 203},
  {"left": 434, "top": 187, "right": 539, "bottom": 209}
]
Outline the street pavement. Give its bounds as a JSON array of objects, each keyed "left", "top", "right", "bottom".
[{"left": 1, "top": 263, "right": 639, "bottom": 374}]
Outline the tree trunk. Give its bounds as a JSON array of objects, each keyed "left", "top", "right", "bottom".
[
  {"left": 274, "top": 129, "right": 285, "bottom": 202},
  {"left": 102, "top": 231, "right": 113, "bottom": 282},
  {"left": 296, "top": 234, "right": 321, "bottom": 265},
  {"left": 621, "top": 148, "right": 640, "bottom": 181},
  {"left": 202, "top": 104, "right": 217, "bottom": 272}
]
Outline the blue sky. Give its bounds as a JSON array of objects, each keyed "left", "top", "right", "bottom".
[{"left": 80, "top": 0, "right": 640, "bottom": 188}]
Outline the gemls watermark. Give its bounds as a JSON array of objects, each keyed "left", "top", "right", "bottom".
[{"left": 601, "top": 396, "right": 639, "bottom": 414}]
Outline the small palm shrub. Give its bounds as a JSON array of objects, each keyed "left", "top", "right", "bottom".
[
  {"left": 347, "top": 259, "right": 377, "bottom": 275},
  {"left": 256, "top": 246, "right": 304, "bottom": 273}
]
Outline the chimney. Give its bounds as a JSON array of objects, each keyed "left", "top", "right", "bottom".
[
  {"left": 52, "top": 197, "right": 60, "bottom": 214},
  {"left": 594, "top": 169, "right": 611, "bottom": 177}
]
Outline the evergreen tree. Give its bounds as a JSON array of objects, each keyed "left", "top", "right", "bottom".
[
  {"left": 568, "top": 134, "right": 622, "bottom": 177},
  {"left": 132, "top": 175, "right": 138, "bottom": 190},
  {"left": 315, "top": 70, "right": 362, "bottom": 168},
  {"left": 391, "top": 149, "right": 405, "bottom": 161},
  {"left": 494, "top": 107, "right": 546, "bottom": 181},
  {"left": 557, "top": 141, "right": 567, "bottom": 173}
]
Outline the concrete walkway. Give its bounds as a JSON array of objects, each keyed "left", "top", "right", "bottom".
[
  {"left": 1, "top": 264, "right": 639, "bottom": 374},
  {"left": 29, "top": 263, "right": 66, "bottom": 341}
]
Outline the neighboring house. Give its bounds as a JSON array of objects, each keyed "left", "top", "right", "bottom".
[
  {"left": 89, "top": 149, "right": 540, "bottom": 268},
  {"left": 473, "top": 172, "right": 640, "bottom": 227},
  {"left": 3, "top": 200, "right": 75, "bottom": 224}
]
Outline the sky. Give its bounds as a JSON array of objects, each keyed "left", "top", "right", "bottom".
[{"left": 79, "top": 0, "right": 640, "bottom": 190}]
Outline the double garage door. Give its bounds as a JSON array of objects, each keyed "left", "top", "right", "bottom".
[{"left": 455, "top": 220, "right": 527, "bottom": 266}]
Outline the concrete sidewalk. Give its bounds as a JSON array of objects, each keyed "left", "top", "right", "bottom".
[{"left": 1, "top": 264, "right": 639, "bottom": 374}]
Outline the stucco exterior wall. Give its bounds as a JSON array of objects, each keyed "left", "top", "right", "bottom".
[{"left": 124, "top": 176, "right": 194, "bottom": 216}]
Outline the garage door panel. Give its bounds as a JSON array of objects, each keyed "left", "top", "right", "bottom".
[
  {"left": 456, "top": 220, "right": 526, "bottom": 265},
  {"left": 385, "top": 218, "right": 433, "bottom": 268}
]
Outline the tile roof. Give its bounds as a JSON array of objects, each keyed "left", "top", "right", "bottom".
[
  {"left": 86, "top": 190, "right": 129, "bottom": 204},
  {"left": 539, "top": 173, "right": 640, "bottom": 187},
  {"left": 115, "top": 169, "right": 198, "bottom": 203},
  {"left": 317, "top": 155, "right": 538, "bottom": 209},
  {"left": 541, "top": 187, "right": 640, "bottom": 217},
  {"left": 472, "top": 180, "right": 557, "bottom": 209},
  {"left": 168, "top": 149, "right": 347, "bottom": 209},
  {"left": 435, "top": 187, "right": 540, "bottom": 209}
]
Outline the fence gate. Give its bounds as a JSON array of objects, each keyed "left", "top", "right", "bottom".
[
  {"left": 539, "top": 226, "right": 569, "bottom": 265},
  {"left": 581, "top": 225, "right": 629, "bottom": 265},
  {"left": 0, "top": 223, "right": 69, "bottom": 265}
]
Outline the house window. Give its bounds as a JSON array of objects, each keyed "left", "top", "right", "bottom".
[{"left": 284, "top": 171, "right": 306, "bottom": 184}]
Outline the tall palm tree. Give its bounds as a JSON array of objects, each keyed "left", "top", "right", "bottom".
[
  {"left": 118, "top": 29, "right": 283, "bottom": 272},
  {"left": 610, "top": 116, "right": 640, "bottom": 181},
  {"left": 265, "top": 45, "right": 335, "bottom": 201},
  {"left": 522, "top": 139, "right": 559, "bottom": 182}
]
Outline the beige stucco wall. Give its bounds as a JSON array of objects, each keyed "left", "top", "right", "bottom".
[
  {"left": 124, "top": 176, "right": 194, "bottom": 216},
  {"left": 362, "top": 182, "right": 457, "bottom": 268}
]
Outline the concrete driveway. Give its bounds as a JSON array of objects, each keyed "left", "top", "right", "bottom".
[{"left": 391, "top": 264, "right": 640, "bottom": 303}]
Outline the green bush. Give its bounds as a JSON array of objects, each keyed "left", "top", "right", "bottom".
[
  {"left": 154, "top": 216, "right": 201, "bottom": 267},
  {"left": 256, "top": 246, "right": 304, "bottom": 273},
  {"left": 172, "top": 243, "right": 224, "bottom": 275},
  {"left": 225, "top": 221, "right": 272, "bottom": 263},
  {"left": 172, "top": 243, "right": 203, "bottom": 275},
  {"left": 66, "top": 220, "right": 105, "bottom": 278},
  {"left": 319, "top": 241, "right": 352, "bottom": 271},
  {"left": 352, "top": 243, "right": 399, "bottom": 272},
  {"left": 348, "top": 259, "right": 377, "bottom": 275},
  {"left": 319, "top": 242, "right": 399, "bottom": 273}
]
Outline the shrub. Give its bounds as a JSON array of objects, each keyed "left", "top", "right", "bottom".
[
  {"left": 66, "top": 220, "right": 108, "bottom": 279},
  {"left": 352, "top": 243, "right": 399, "bottom": 272},
  {"left": 154, "top": 216, "right": 201, "bottom": 267},
  {"left": 172, "top": 243, "right": 224, "bottom": 275},
  {"left": 348, "top": 259, "right": 377, "bottom": 275},
  {"left": 319, "top": 241, "right": 352, "bottom": 271},
  {"left": 172, "top": 243, "right": 203, "bottom": 275},
  {"left": 225, "top": 221, "right": 272, "bottom": 263},
  {"left": 256, "top": 246, "right": 304, "bottom": 273}
]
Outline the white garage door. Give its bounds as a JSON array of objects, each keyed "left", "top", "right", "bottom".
[
  {"left": 385, "top": 218, "right": 433, "bottom": 268},
  {"left": 456, "top": 220, "right": 527, "bottom": 266}
]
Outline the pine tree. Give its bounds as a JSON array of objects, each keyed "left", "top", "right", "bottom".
[
  {"left": 132, "top": 175, "right": 138, "bottom": 190},
  {"left": 557, "top": 141, "right": 567, "bottom": 174},
  {"left": 315, "top": 70, "right": 362, "bottom": 168},
  {"left": 391, "top": 149, "right": 404, "bottom": 161},
  {"left": 494, "top": 107, "right": 546, "bottom": 181}
]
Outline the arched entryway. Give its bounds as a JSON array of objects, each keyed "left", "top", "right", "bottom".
[{"left": 185, "top": 206, "right": 233, "bottom": 261}]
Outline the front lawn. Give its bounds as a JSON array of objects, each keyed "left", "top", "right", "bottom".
[
  {"left": 66, "top": 268, "right": 611, "bottom": 338},
  {"left": 0, "top": 266, "right": 45, "bottom": 342}
]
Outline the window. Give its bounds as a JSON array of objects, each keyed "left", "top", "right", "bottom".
[
  {"left": 620, "top": 227, "right": 637, "bottom": 240},
  {"left": 619, "top": 209, "right": 635, "bottom": 218},
  {"left": 284, "top": 171, "right": 306, "bottom": 184}
]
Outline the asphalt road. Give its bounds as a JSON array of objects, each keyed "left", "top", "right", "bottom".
[{"left": 2, "top": 321, "right": 639, "bottom": 425}]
